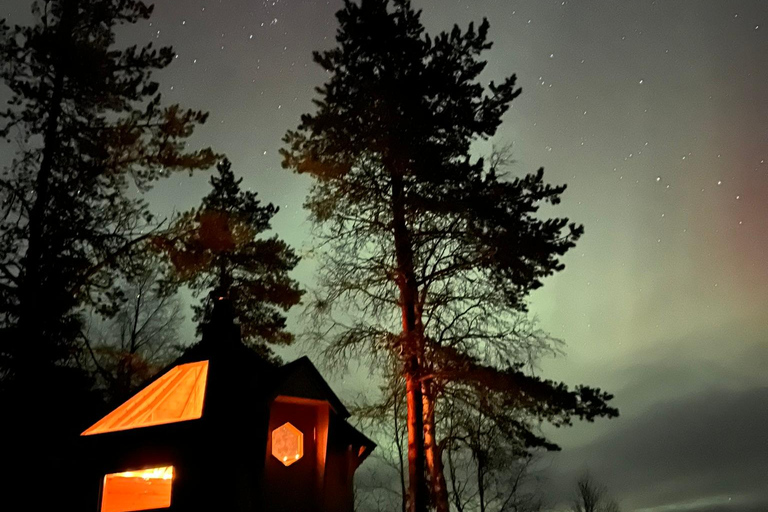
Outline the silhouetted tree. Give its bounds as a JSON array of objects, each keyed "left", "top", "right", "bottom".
[
  {"left": 572, "top": 474, "right": 620, "bottom": 512},
  {"left": 157, "top": 158, "right": 303, "bottom": 361},
  {"left": 443, "top": 401, "right": 544, "bottom": 512},
  {"left": 0, "top": 0, "right": 216, "bottom": 385},
  {"left": 83, "top": 262, "right": 183, "bottom": 405},
  {"left": 282, "top": 1, "right": 617, "bottom": 511},
  {"left": 0, "top": 0, "right": 216, "bottom": 507},
  {"left": 355, "top": 356, "right": 410, "bottom": 512}
]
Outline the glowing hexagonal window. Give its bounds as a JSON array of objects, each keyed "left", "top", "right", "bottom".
[{"left": 272, "top": 422, "right": 303, "bottom": 466}]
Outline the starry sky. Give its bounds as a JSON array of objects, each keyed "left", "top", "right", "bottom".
[{"left": 2, "top": 1, "right": 768, "bottom": 511}]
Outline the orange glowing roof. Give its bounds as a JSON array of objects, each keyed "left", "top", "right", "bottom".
[{"left": 82, "top": 361, "right": 209, "bottom": 436}]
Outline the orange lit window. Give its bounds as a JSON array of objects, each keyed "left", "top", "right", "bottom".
[
  {"left": 101, "top": 466, "right": 173, "bottom": 512},
  {"left": 82, "top": 361, "right": 209, "bottom": 436},
  {"left": 272, "top": 422, "right": 303, "bottom": 466}
]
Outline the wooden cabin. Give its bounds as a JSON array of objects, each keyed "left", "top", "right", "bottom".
[{"left": 79, "top": 300, "right": 374, "bottom": 512}]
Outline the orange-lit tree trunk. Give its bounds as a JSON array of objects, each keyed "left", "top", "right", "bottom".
[
  {"left": 390, "top": 168, "right": 428, "bottom": 512},
  {"left": 404, "top": 362, "right": 426, "bottom": 512},
  {"left": 423, "top": 381, "right": 450, "bottom": 512}
]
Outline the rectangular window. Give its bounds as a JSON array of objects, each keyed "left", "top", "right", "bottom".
[{"left": 101, "top": 466, "right": 173, "bottom": 512}]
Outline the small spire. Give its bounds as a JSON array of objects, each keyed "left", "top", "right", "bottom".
[{"left": 201, "top": 290, "right": 241, "bottom": 348}]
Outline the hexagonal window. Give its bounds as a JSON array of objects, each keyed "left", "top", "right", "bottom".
[{"left": 272, "top": 422, "right": 304, "bottom": 466}]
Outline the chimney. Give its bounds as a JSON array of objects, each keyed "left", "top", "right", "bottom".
[{"left": 201, "top": 292, "right": 241, "bottom": 349}]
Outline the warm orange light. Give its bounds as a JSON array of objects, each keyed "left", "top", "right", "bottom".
[
  {"left": 272, "top": 422, "right": 303, "bottom": 466},
  {"left": 82, "top": 361, "right": 209, "bottom": 436},
  {"left": 101, "top": 466, "right": 173, "bottom": 512}
]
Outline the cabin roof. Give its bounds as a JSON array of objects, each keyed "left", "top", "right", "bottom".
[
  {"left": 273, "top": 356, "right": 350, "bottom": 418},
  {"left": 81, "top": 298, "right": 371, "bottom": 454}
]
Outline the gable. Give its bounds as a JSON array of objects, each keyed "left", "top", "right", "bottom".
[
  {"left": 82, "top": 361, "right": 209, "bottom": 436},
  {"left": 275, "top": 357, "right": 349, "bottom": 417}
]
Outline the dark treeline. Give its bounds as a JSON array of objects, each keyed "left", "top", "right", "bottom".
[
  {"left": 0, "top": 0, "right": 617, "bottom": 511},
  {"left": 0, "top": 0, "right": 300, "bottom": 507}
]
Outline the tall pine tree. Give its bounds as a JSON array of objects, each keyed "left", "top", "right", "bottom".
[
  {"left": 0, "top": 0, "right": 216, "bottom": 384},
  {"left": 282, "top": 2, "right": 617, "bottom": 511},
  {"left": 157, "top": 158, "right": 303, "bottom": 361},
  {"left": 0, "top": 1, "right": 217, "bottom": 505}
]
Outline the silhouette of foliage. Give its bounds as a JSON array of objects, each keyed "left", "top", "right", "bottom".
[
  {"left": 572, "top": 474, "right": 621, "bottom": 512},
  {"left": 283, "top": 1, "right": 617, "bottom": 510},
  {"left": 83, "top": 262, "right": 184, "bottom": 405},
  {"left": 0, "top": 0, "right": 217, "bottom": 382},
  {"left": 443, "top": 401, "right": 544, "bottom": 512},
  {"left": 0, "top": 1, "right": 217, "bottom": 507},
  {"left": 157, "top": 158, "right": 303, "bottom": 360}
]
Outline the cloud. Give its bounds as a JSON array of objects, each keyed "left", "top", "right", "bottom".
[
  {"left": 635, "top": 494, "right": 768, "bottom": 512},
  {"left": 541, "top": 385, "right": 768, "bottom": 511}
]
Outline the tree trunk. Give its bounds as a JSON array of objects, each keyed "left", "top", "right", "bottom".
[
  {"left": 16, "top": 0, "right": 74, "bottom": 372},
  {"left": 405, "top": 365, "right": 427, "bottom": 512},
  {"left": 389, "top": 166, "right": 427, "bottom": 512},
  {"left": 477, "top": 452, "right": 486, "bottom": 512},
  {"left": 392, "top": 390, "right": 408, "bottom": 512},
  {"left": 423, "top": 381, "right": 450, "bottom": 512}
]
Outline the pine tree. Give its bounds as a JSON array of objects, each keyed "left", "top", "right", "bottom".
[
  {"left": 158, "top": 158, "right": 303, "bottom": 361},
  {"left": 0, "top": 1, "right": 217, "bottom": 505},
  {"left": 282, "top": 2, "right": 617, "bottom": 511},
  {"left": 0, "top": 0, "right": 217, "bottom": 383}
]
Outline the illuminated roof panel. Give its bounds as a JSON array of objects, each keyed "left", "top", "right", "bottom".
[{"left": 82, "top": 361, "right": 209, "bottom": 436}]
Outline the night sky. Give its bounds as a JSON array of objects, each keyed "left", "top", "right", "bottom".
[{"left": 3, "top": 1, "right": 768, "bottom": 511}]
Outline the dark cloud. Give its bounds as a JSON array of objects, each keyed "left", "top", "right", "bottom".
[
  {"left": 543, "top": 384, "right": 768, "bottom": 511},
  {"left": 676, "top": 500, "right": 768, "bottom": 512}
]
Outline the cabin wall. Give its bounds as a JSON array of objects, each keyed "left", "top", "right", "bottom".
[
  {"left": 263, "top": 400, "right": 329, "bottom": 512},
  {"left": 76, "top": 353, "right": 371, "bottom": 512},
  {"left": 78, "top": 353, "right": 273, "bottom": 512},
  {"left": 322, "top": 414, "right": 357, "bottom": 512}
]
